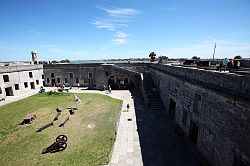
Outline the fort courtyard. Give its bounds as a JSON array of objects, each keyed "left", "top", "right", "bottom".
[
  {"left": 1, "top": 1, "right": 250, "bottom": 165},
  {"left": 0, "top": 91, "right": 122, "bottom": 165},
  {"left": 0, "top": 58, "right": 249, "bottom": 166}
]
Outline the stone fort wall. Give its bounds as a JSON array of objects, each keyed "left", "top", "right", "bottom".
[
  {"left": 1, "top": 62, "right": 249, "bottom": 165},
  {"left": 149, "top": 64, "right": 250, "bottom": 166},
  {"left": 43, "top": 63, "right": 147, "bottom": 89}
]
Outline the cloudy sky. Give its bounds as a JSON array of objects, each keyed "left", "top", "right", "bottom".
[{"left": 0, "top": 0, "right": 250, "bottom": 61}]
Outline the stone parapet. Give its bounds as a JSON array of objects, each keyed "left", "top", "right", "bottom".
[
  {"left": 150, "top": 64, "right": 250, "bottom": 101},
  {"left": 0, "top": 64, "right": 43, "bottom": 74}
]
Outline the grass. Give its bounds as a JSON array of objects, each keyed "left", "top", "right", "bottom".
[{"left": 0, "top": 92, "right": 122, "bottom": 166}]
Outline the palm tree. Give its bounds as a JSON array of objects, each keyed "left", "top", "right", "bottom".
[{"left": 149, "top": 52, "right": 156, "bottom": 62}]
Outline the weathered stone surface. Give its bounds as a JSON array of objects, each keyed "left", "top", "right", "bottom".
[{"left": 149, "top": 64, "right": 250, "bottom": 166}]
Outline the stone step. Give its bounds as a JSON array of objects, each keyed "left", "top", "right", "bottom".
[
  {"left": 149, "top": 105, "right": 164, "bottom": 107},
  {"left": 149, "top": 101, "right": 161, "bottom": 103},
  {"left": 149, "top": 104, "right": 164, "bottom": 106},
  {"left": 149, "top": 107, "right": 165, "bottom": 110}
]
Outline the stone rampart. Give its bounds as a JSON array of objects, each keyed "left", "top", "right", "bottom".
[
  {"left": 149, "top": 64, "right": 250, "bottom": 166},
  {"left": 150, "top": 64, "right": 250, "bottom": 101},
  {"left": 0, "top": 64, "right": 43, "bottom": 74}
]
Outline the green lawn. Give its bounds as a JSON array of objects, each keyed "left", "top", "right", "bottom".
[{"left": 0, "top": 92, "right": 122, "bottom": 166}]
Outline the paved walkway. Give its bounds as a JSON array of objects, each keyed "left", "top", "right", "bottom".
[{"left": 0, "top": 89, "right": 38, "bottom": 107}]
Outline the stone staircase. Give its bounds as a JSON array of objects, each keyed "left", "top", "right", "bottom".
[
  {"left": 137, "top": 73, "right": 203, "bottom": 165},
  {"left": 142, "top": 72, "right": 165, "bottom": 111}
]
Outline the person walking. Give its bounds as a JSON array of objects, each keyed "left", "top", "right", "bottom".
[
  {"left": 127, "top": 103, "right": 130, "bottom": 112},
  {"left": 109, "top": 85, "right": 112, "bottom": 93}
]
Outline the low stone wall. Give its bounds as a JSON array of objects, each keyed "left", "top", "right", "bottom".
[{"left": 240, "top": 59, "right": 250, "bottom": 68}]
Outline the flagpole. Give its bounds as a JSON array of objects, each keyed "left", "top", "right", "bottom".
[{"left": 213, "top": 43, "right": 216, "bottom": 60}]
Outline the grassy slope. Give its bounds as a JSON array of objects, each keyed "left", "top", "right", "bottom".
[{"left": 0, "top": 92, "right": 122, "bottom": 166}]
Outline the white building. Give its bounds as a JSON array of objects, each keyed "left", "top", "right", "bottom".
[{"left": 0, "top": 64, "right": 44, "bottom": 98}]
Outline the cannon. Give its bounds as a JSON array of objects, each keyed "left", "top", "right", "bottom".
[
  {"left": 59, "top": 116, "right": 69, "bottom": 127},
  {"left": 69, "top": 107, "right": 75, "bottom": 115},
  {"left": 53, "top": 112, "right": 61, "bottom": 121},
  {"left": 36, "top": 121, "right": 53, "bottom": 132},
  {"left": 55, "top": 106, "right": 62, "bottom": 112},
  {"left": 20, "top": 113, "right": 37, "bottom": 125},
  {"left": 42, "top": 135, "right": 68, "bottom": 154}
]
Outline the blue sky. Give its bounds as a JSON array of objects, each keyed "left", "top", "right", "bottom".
[{"left": 0, "top": 0, "right": 250, "bottom": 61}]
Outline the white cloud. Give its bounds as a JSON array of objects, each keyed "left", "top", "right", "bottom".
[
  {"left": 91, "top": 6, "right": 139, "bottom": 31},
  {"left": 91, "top": 6, "right": 141, "bottom": 48},
  {"left": 91, "top": 18, "right": 130, "bottom": 31},
  {"left": 110, "top": 31, "right": 128, "bottom": 45},
  {"left": 99, "top": 7, "right": 141, "bottom": 17}
]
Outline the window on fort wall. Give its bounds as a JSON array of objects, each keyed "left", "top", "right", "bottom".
[
  {"left": 57, "top": 78, "right": 60, "bottom": 83},
  {"left": 15, "top": 84, "right": 20, "bottom": 90},
  {"left": 36, "top": 80, "right": 39, "bottom": 85},
  {"left": 3, "top": 75, "right": 9, "bottom": 82},
  {"left": 51, "top": 73, "right": 55, "bottom": 78},
  {"left": 83, "top": 78, "right": 87, "bottom": 83},
  {"left": 76, "top": 78, "right": 79, "bottom": 83},
  {"left": 65, "top": 78, "right": 68, "bottom": 83},
  {"left": 42, "top": 75, "right": 44, "bottom": 79},
  {"left": 0, "top": 87, "right": 2, "bottom": 94},
  {"left": 29, "top": 72, "right": 33, "bottom": 78},
  {"left": 24, "top": 82, "right": 28, "bottom": 88},
  {"left": 69, "top": 73, "right": 73, "bottom": 78},
  {"left": 47, "top": 78, "right": 50, "bottom": 83},
  {"left": 193, "top": 93, "right": 202, "bottom": 113},
  {"left": 88, "top": 72, "right": 93, "bottom": 79}
]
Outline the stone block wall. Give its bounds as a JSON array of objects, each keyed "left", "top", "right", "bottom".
[
  {"left": 43, "top": 64, "right": 102, "bottom": 88},
  {"left": 43, "top": 64, "right": 145, "bottom": 89},
  {"left": 150, "top": 64, "right": 250, "bottom": 101},
  {"left": 149, "top": 65, "right": 250, "bottom": 166}
]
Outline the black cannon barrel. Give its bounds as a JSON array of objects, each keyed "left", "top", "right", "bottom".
[
  {"left": 59, "top": 116, "right": 69, "bottom": 127},
  {"left": 36, "top": 121, "right": 53, "bottom": 132}
]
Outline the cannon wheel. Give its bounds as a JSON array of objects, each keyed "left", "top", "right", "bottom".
[
  {"left": 56, "top": 135, "right": 67, "bottom": 142},
  {"left": 57, "top": 141, "right": 67, "bottom": 151}
]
